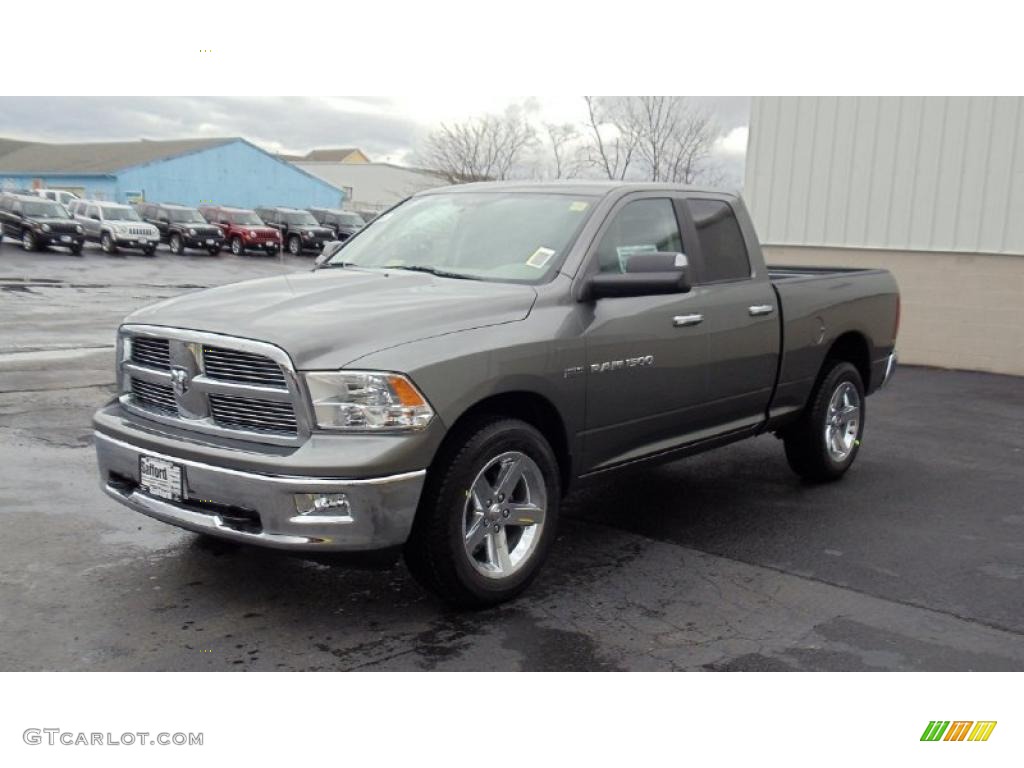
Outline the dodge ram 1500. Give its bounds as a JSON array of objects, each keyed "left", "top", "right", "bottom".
[{"left": 94, "top": 182, "right": 900, "bottom": 607}]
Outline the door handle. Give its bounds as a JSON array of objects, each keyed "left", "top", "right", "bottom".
[
  {"left": 673, "top": 314, "right": 704, "bottom": 327},
  {"left": 749, "top": 304, "right": 775, "bottom": 316}
]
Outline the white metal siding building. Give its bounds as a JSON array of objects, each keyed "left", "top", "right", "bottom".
[{"left": 745, "top": 96, "right": 1024, "bottom": 376}]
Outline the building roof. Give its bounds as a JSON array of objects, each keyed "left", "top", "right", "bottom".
[
  {"left": 0, "top": 137, "right": 236, "bottom": 174},
  {"left": 303, "top": 147, "right": 367, "bottom": 162}
]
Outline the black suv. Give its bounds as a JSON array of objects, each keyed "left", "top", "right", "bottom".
[
  {"left": 0, "top": 192, "right": 85, "bottom": 254},
  {"left": 137, "top": 203, "right": 225, "bottom": 255},
  {"left": 254, "top": 207, "right": 334, "bottom": 255},
  {"left": 308, "top": 208, "right": 365, "bottom": 241}
]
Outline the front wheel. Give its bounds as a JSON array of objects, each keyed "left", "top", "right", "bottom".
[
  {"left": 405, "top": 417, "right": 560, "bottom": 608},
  {"left": 230, "top": 237, "right": 244, "bottom": 256},
  {"left": 22, "top": 229, "right": 38, "bottom": 251},
  {"left": 69, "top": 243, "right": 83, "bottom": 256},
  {"left": 169, "top": 233, "right": 184, "bottom": 254},
  {"left": 101, "top": 231, "right": 118, "bottom": 254},
  {"left": 288, "top": 235, "right": 302, "bottom": 255},
  {"left": 783, "top": 360, "right": 865, "bottom": 483}
]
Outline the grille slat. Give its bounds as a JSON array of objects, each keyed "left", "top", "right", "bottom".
[
  {"left": 209, "top": 393, "right": 297, "bottom": 434},
  {"left": 202, "top": 345, "right": 287, "bottom": 389},
  {"left": 131, "top": 378, "right": 176, "bottom": 413},
  {"left": 130, "top": 337, "right": 170, "bottom": 370}
]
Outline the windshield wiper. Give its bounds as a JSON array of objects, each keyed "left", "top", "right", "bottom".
[{"left": 387, "top": 265, "right": 480, "bottom": 280}]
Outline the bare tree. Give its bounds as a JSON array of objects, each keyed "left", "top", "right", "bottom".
[
  {"left": 582, "top": 96, "right": 721, "bottom": 185},
  {"left": 582, "top": 96, "right": 638, "bottom": 180},
  {"left": 421, "top": 110, "right": 537, "bottom": 184},
  {"left": 544, "top": 122, "right": 582, "bottom": 179}
]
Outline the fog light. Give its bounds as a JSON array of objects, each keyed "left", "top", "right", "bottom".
[{"left": 294, "top": 492, "right": 351, "bottom": 517}]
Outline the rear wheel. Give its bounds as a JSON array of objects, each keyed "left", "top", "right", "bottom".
[
  {"left": 405, "top": 417, "right": 560, "bottom": 608},
  {"left": 783, "top": 360, "right": 865, "bottom": 482}
]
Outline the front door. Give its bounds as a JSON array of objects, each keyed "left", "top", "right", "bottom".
[{"left": 580, "top": 196, "right": 711, "bottom": 472}]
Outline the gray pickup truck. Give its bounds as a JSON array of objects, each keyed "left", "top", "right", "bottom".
[{"left": 93, "top": 182, "right": 899, "bottom": 607}]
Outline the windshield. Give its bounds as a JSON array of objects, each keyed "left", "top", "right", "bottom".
[
  {"left": 24, "top": 201, "right": 71, "bottom": 219},
  {"left": 101, "top": 205, "right": 141, "bottom": 221},
  {"left": 227, "top": 211, "right": 263, "bottom": 225},
  {"left": 168, "top": 208, "right": 206, "bottom": 223},
  {"left": 282, "top": 211, "right": 319, "bottom": 226},
  {"left": 326, "top": 192, "right": 596, "bottom": 283}
]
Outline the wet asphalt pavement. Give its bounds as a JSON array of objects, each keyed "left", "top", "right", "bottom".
[{"left": 1, "top": 242, "right": 1022, "bottom": 671}]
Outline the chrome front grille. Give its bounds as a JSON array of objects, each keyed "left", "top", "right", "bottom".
[
  {"left": 202, "top": 345, "right": 287, "bottom": 388},
  {"left": 127, "top": 226, "right": 152, "bottom": 237},
  {"left": 119, "top": 327, "right": 305, "bottom": 444}
]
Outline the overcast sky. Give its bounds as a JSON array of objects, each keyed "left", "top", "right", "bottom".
[{"left": 0, "top": 96, "right": 750, "bottom": 185}]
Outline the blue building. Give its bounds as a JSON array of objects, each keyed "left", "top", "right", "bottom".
[{"left": 0, "top": 136, "right": 345, "bottom": 208}]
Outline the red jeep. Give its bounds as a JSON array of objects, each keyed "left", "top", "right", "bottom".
[{"left": 199, "top": 205, "right": 281, "bottom": 256}]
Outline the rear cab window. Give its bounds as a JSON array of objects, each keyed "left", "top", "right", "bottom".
[{"left": 684, "top": 199, "right": 751, "bottom": 283}]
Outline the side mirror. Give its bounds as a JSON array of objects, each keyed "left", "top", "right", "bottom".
[{"left": 582, "top": 252, "right": 692, "bottom": 300}]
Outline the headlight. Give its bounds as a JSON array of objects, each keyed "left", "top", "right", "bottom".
[
  {"left": 188, "top": 228, "right": 197, "bottom": 236},
  {"left": 304, "top": 371, "right": 434, "bottom": 431},
  {"left": 76, "top": 225, "right": 84, "bottom": 234},
  {"left": 40, "top": 223, "right": 51, "bottom": 232},
  {"left": 249, "top": 229, "right": 257, "bottom": 237}
]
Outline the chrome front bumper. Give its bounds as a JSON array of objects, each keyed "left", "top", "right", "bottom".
[{"left": 95, "top": 431, "right": 425, "bottom": 552}]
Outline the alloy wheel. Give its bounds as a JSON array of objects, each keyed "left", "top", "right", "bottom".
[{"left": 824, "top": 381, "right": 861, "bottom": 461}]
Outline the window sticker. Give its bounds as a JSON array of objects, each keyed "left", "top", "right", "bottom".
[
  {"left": 616, "top": 244, "right": 657, "bottom": 272},
  {"left": 526, "top": 246, "right": 557, "bottom": 269},
  {"left": 569, "top": 201, "right": 589, "bottom": 212}
]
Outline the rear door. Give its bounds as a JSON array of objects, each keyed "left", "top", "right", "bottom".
[{"left": 679, "top": 196, "right": 779, "bottom": 431}]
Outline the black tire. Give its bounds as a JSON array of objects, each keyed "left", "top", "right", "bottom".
[
  {"left": 288, "top": 235, "right": 302, "bottom": 255},
  {"left": 208, "top": 246, "right": 221, "bottom": 256},
  {"left": 404, "top": 417, "right": 561, "bottom": 609},
  {"left": 268, "top": 246, "right": 280, "bottom": 256},
  {"left": 101, "top": 231, "right": 118, "bottom": 255},
  {"left": 21, "top": 229, "right": 37, "bottom": 252},
  {"left": 783, "top": 360, "right": 865, "bottom": 483},
  {"left": 230, "top": 237, "right": 244, "bottom": 256},
  {"left": 69, "top": 243, "right": 82, "bottom": 256},
  {"left": 143, "top": 246, "right": 157, "bottom": 257},
  {"left": 169, "top": 233, "right": 183, "bottom": 255}
]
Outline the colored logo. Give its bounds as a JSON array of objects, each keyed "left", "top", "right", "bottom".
[{"left": 921, "top": 721, "right": 997, "bottom": 742}]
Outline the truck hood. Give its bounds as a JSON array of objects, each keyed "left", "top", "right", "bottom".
[{"left": 125, "top": 268, "right": 538, "bottom": 368}]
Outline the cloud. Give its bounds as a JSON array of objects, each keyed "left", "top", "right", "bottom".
[{"left": 715, "top": 125, "right": 749, "bottom": 155}]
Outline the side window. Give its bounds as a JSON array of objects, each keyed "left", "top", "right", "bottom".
[
  {"left": 594, "top": 198, "right": 683, "bottom": 274},
  {"left": 685, "top": 199, "right": 751, "bottom": 283},
  {"left": 87, "top": 205, "right": 99, "bottom": 219}
]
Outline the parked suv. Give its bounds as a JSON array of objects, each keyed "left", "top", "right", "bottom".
[
  {"left": 34, "top": 189, "right": 80, "bottom": 207},
  {"left": 308, "top": 208, "right": 365, "bottom": 241},
  {"left": 198, "top": 206, "right": 281, "bottom": 255},
  {"left": 255, "top": 207, "right": 333, "bottom": 255},
  {"left": 70, "top": 200, "right": 160, "bottom": 256},
  {"left": 138, "top": 203, "right": 224, "bottom": 255},
  {"left": 0, "top": 192, "right": 85, "bottom": 254}
]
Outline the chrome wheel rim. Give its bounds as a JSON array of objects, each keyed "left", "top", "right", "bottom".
[
  {"left": 289, "top": 237, "right": 300, "bottom": 254},
  {"left": 825, "top": 381, "right": 861, "bottom": 462},
  {"left": 22, "top": 231, "right": 32, "bottom": 249},
  {"left": 232, "top": 239, "right": 241, "bottom": 254},
  {"left": 463, "top": 451, "right": 546, "bottom": 580},
  {"left": 171, "top": 235, "right": 180, "bottom": 253}
]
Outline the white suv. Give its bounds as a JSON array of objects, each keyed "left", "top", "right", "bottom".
[
  {"left": 34, "top": 189, "right": 80, "bottom": 208},
  {"left": 70, "top": 199, "right": 161, "bottom": 256}
]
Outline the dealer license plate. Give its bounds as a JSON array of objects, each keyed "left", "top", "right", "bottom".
[
  {"left": 60, "top": 235, "right": 72, "bottom": 243},
  {"left": 139, "top": 456, "right": 183, "bottom": 501},
  {"left": 139, "top": 238, "right": 148, "bottom": 245},
  {"left": 206, "top": 239, "right": 215, "bottom": 245}
]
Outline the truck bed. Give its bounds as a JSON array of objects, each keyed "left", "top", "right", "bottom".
[{"left": 765, "top": 263, "right": 900, "bottom": 422}]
